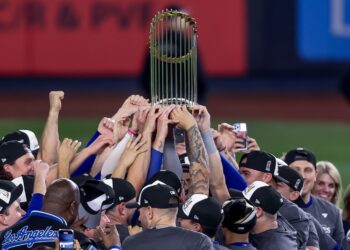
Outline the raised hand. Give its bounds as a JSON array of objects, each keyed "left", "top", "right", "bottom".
[
  {"left": 87, "top": 135, "right": 113, "bottom": 155},
  {"left": 192, "top": 105, "right": 211, "bottom": 132},
  {"left": 49, "top": 91, "right": 64, "bottom": 113},
  {"left": 97, "top": 117, "right": 115, "bottom": 142},
  {"left": 97, "top": 223, "right": 121, "bottom": 248},
  {"left": 118, "top": 135, "right": 148, "bottom": 169},
  {"left": 142, "top": 105, "right": 162, "bottom": 134},
  {"left": 218, "top": 123, "right": 237, "bottom": 152},
  {"left": 59, "top": 138, "right": 82, "bottom": 163},
  {"left": 170, "top": 106, "right": 196, "bottom": 131}
]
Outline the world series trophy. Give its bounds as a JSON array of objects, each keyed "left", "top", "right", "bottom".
[{"left": 149, "top": 9, "right": 198, "bottom": 107}]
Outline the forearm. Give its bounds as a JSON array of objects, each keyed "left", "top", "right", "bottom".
[
  {"left": 69, "top": 148, "right": 93, "bottom": 174},
  {"left": 101, "top": 133, "right": 131, "bottom": 179},
  {"left": 40, "top": 110, "right": 60, "bottom": 165},
  {"left": 201, "top": 130, "right": 230, "bottom": 203},
  {"left": 127, "top": 132, "right": 151, "bottom": 195},
  {"left": 46, "top": 164, "right": 58, "bottom": 185},
  {"left": 58, "top": 159, "right": 71, "bottom": 178},
  {"left": 146, "top": 148, "right": 163, "bottom": 181}
]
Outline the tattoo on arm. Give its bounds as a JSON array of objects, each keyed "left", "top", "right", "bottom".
[
  {"left": 188, "top": 163, "right": 210, "bottom": 197},
  {"left": 186, "top": 125, "right": 209, "bottom": 167}
]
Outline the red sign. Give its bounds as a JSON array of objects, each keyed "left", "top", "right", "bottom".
[{"left": 0, "top": 0, "right": 246, "bottom": 76}]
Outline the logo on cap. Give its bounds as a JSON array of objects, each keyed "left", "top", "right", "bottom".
[
  {"left": 294, "top": 179, "right": 301, "bottom": 190},
  {"left": 265, "top": 160, "right": 271, "bottom": 172},
  {"left": 1, "top": 158, "right": 6, "bottom": 163},
  {"left": 0, "top": 189, "right": 11, "bottom": 203}
]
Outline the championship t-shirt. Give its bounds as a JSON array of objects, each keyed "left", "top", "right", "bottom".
[{"left": 299, "top": 195, "right": 344, "bottom": 245}]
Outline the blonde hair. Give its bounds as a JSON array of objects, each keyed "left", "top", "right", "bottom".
[{"left": 315, "top": 161, "right": 342, "bottom": 206}]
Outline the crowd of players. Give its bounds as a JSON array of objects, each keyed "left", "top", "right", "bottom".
[{"left": 0, "top": 91, "right": 349, "bottom": 250}]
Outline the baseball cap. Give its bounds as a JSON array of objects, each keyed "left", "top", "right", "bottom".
[
  {"left": 228, "top": 188, "right": 244, "bottom": 198},
  {"left": 239, "top": 151, "right": 278, "bottom": 175},
  {"left": 147, "top": 170, "right": 182, "bottom": 196},
  {"left": 0, "top": 141, "right": 32, "bottom": 167},
  {"left": 178, "top": 194, "right": 223, "bottom": 228},
  {"left": 0, "top": 179, "right": 23, "bottom": 213},
  {"left": 126, "top": 181, "right": 179, "bottom": 209},
  {"left": 274, "top": 165, "right": 305, "bottom": 205},
  {"left": 242, "top": 181, "right": 283, "bottom": 215},
  {"left": 284, "top": 148, "right": 316, "bottom": 167},
  {"left": 11, "top": 175, "right": 34, "bottom": 211},
  {"left": 1, "top": 130, "right": 40, "bottom": 156},
  {"left": 222, "top": 197, "right": 257, "bottom": 234},
  {"left": 102, "top": 177, "right": 136, "bottom": 208},
  {"left": 72, "top": 174, "right": 115, "bottom": 228}
]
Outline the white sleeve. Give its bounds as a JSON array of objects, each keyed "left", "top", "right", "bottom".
[{"left": 101, "top": 133, "right": 131, "bottom": 179}]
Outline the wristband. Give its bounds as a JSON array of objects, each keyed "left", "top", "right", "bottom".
[{"left": 201, "top": 130, "right": 218, "bottom": 155}]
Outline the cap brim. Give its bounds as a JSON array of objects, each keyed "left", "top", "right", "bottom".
[
  {"left": 125, "top": 202, "right": 140, "bottom": 209},
  {"left": 78, "top": 204, "right": 101, "bottom": 229},
  {"left": 11, "top": 184, "right": 24, "bottom": 204},
  {"left": 176, "top": 204, "right": 190, "bottom": 219}
]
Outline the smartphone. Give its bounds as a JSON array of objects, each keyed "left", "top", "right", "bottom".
[
  {"left": 232, "top": 123, "right": 248, "bottom": 151},
  {"left": 58, "top": 229, "right": 74, "bottom": 250}
]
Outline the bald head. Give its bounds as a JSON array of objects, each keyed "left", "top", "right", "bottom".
[{"left": 43, "top": 178, "right": 80, "bottom": 225}]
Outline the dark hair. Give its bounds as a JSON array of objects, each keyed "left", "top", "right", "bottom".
[
  {"left": 201, "top": 224, "right": 220, "bottom": 238},
  {"left": 0, "top": 166, "right": 14, "bottom": 180}
]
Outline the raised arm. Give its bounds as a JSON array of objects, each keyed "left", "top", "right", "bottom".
[
  {"left": 171, "top": 106, "right": 209, "bottom": 196},
  {"left": 127, "top": 106, "right": 160, "bottom": 195},
  {"left": 39, "top": 91, "right": 64, "bottom": 164},
  {"left": 192, "top": 105, "right": 230, "bottom": 204}
]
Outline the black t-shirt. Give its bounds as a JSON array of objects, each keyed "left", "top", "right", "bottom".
[
  {"left": 116, "top": 224, "right": 129, "bottom": 243},
  {"left": 0, "top": 210, "right": 95, "bottom": 250},
  {"left": 122, "top": 226, "right": 214, "bottom": 250}
]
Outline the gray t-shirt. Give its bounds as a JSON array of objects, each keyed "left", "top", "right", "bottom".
[
  {"left": 213, "top": 242, "right": 230, "bottom": 250},
  {"left": 122, "top": 226, "right": 214, "bottom": 250},
  {"left": 306, "top": 215, "right": 319, "bottom": 248},
  {"left": 299, "top": 195, "right": 344, "bottom": 245},
  {"left": 307, "top": 213, "right": 338, "bottom": 250},
  {"left": 250, "top": 217, "right": 298, "bottom": 250},
  {"left": 279, "top": 197, "right": 310, "bottom": 249},
  {"left": 341, "top": 229, "right": 350, "bottom": 250}
]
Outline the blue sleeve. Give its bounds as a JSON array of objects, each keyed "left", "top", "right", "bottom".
[
  {"left": 146, "top": 148, "right": 163, "bottom": 181},
  {"left": 22, "top": 193, "right": 44, "bottom": 220},
  {"left": 220, "top": 154, "right": 247, "bottom": 191},
  {"left": 71, "top": 131, "right": 100, "bottom": 177}
]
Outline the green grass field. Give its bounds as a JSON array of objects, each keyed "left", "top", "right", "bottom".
[{"left": 1, "top": 117, "right": 350, "bottom": 199}]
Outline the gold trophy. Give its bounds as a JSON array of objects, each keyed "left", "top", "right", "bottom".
[{"left": 150, "top": 9, "right": 198, "bottom": 107}]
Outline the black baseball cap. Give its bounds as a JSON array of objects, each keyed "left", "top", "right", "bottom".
[
  {"left": 178, "top": 194, "right": 223, "bottom": 228},
  {"left": 11, "top": 175, "right": 34, "bottom": 211},
  {"left": 274, "top": 165, "right": 305, "bottom": 206},
  {"left": 72, "top": 174, "right": 115, "bottom": 228},
  {"left": 242, "top": 181, "right": 283, "bottom": 215},
  {"left": 102, "top": 177, "right": 136, "bottom": 208},
  {"left": 284, "top": 148, "right": 316, "bottom": 168},
  {"left": 239, "top": 151, "right": 277, "bottom": 175},
  {"left": 0, "top": 141, "right": 32, "bottom": 167},
  {"left": 0, "top": 179, "right": 23, "bottom": 213},
  {"left": 147, "top": 170, "right": 182, "bottom": 196},
  {"left": 222, "top": 197, "right": 257, "bottom": 234},
  {"left": 0, "top": 130, "right": 40, "bottom": 157},
  {"left": 126, "top": 181, "right": 179, "bottom": 209}
]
